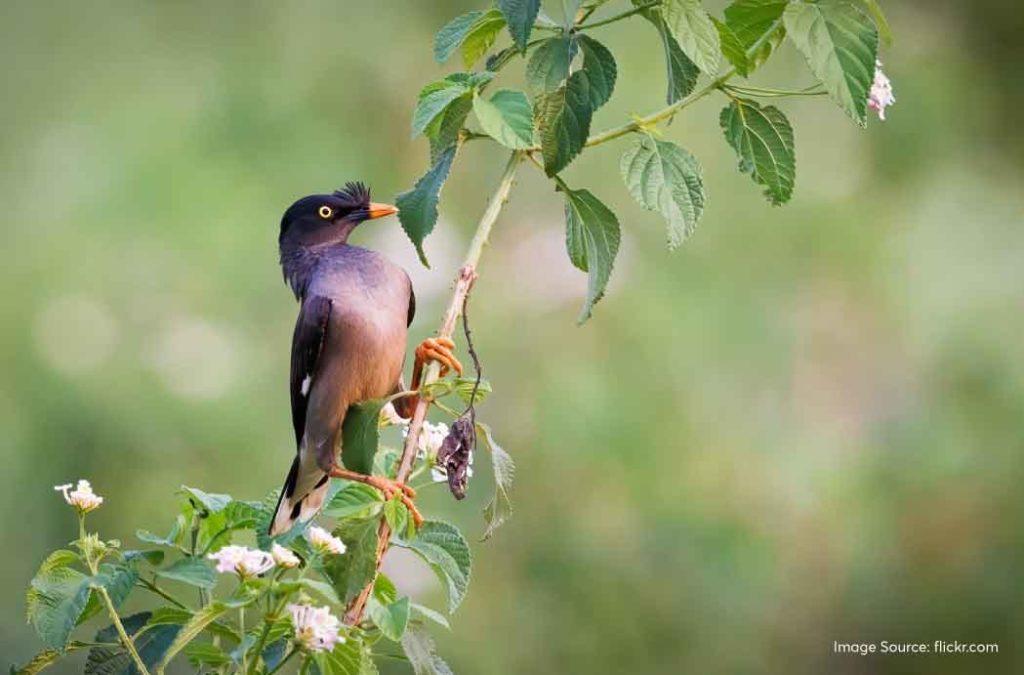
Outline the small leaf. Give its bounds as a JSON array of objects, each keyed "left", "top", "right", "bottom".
[
  {"left": 576, "top": 35, "right": 617, "bottom": 110},
  {"left": 396, "top": 145, "right": 458, "bottom": 268},
  {"left": 537, "top": 71, "right": 593, "bottom": 175},
  {"left": 367, "top": 596, "right": 411, "bottom": 642},
  {"left": 620, "top": 134, "right": 705, "bottom": 248},
  {"left": 784, "top": 0, "right": 879, "bottom": 125},
  {"left": 382, "top": 495, "right": 409, "bottom": 537},
  {"left": 121, "top": 550, "right": 164, "bottom": 567},
  {"left": 298, "top": 578, "right": 342, "bottom": 605},
  {"left": 401, "top": 625, "right": 454, "bottom": 675},
  {"left": 323, "top": 483, "right": 382, "bottom": 519},
  {"left": 562, "top": 188, "right": 621, "bottom": 323},
  {"left": 312, "top": 638, "right": 372, "bottom": 675},
  {"left": 472, "top": 89, "right": 534, "bottom": 149},
  {"left": 185, "top": 643, "right": 231, "bottom": 668},
  {"left": 26, "top": 550, "right": 91, "bottom": 651},
  {"left": 478, "top": 423, "right": 514, "bottom": 541},
  {"left": 86, "top": 613, "right": 181, "bottom": 675},
  {"left": 398, "top": 521, "right": 471, "bottom": 613},
  {"left": 662, "top": 0, "right": 721, "bottom": 75},
  {"left": 156, "top": 557, "right": 216, "bottom": 590},
  {"left": 498, "top": 0, "right": 541, "bottom": 52},
  {"left": 426, "top": 93, "right": 472, "bottom": 162},
  {"left": 461, "top": 11, "right": 507, "bottom": 68},
  {"left": 720, "top": 98, "right": 795, "bottom": 204},
  {"left": 453, "top": 377, "right": 492, "bottom": 405},
  {"left": 434, "top": 11, "right": 483, "bottom": 62},
  {"left": 632, "top": 1, "right": 698, "bottom": 103},
  {"left": 410, "top": 603, "right": 451, "bottom": 630},
  {"left": 720, "top": 0, "right": 788, "bottom": 76},
  {"left": 156, "top": 603, "right": 230, "bottom": 671},
  {"left": 340, "top": 398, "right": 387, "bottom": 474},
  {"left": 179, "top": 486, "right": 231, "bottom": 514},
  {"left": 322, "top": 519, "right": 381, "bottom": 603},
  {"left": 412, "top": 86, "right": 472, "bottom": 139},
  {"left": 525, "top": 37, "right": 576, "bottom": 94}
]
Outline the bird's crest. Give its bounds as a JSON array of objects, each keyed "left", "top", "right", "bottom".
[{"left": 333, "top": 182, "right": 371, "bottom": 211}]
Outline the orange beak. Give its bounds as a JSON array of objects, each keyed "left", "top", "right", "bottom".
[{"left": 367, "top": 202, "right": 399, "bottom": 220}]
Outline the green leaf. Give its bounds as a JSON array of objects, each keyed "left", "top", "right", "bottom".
[
  {"left": 401, "top": 625, "right": 454, "bottom": 675},
  {"left": 156, "top": 557, "right": 216, "bottom": 590},
  {"left": 26, "top": 550, "right": 91, "bottom": 651},
  {"left": 323, "top": 483, "right": 382, "bottom": 519},
  {"left": 179, "top": 486, "right": 231, "bottom": 514},
  {"left": 719, "top": 0, "right": 787, "bottom": 76},
  {"left": 525, "top": 37, "right": 576, "bottom": 94},
  {"left": 662, "top": 0, "right": 721, "bottom": 74},
  {"left": 78, "top": 563, "right": 138, "bottom": 627},
  {"left": 121, "top": 550, "right": 164, "bottom": 567},
  {"left": 784, "top": 0, "right": 879, "bottom": 125},
  {"left": 478, "top": 423, "right": 515, "bottom": 541},
  {"left": 398, "top": 521, "right": 471, "bottom": 613},
  {"left": 410, "top": 603, "right": 450, "bottom": 630},
  {"left": 368, "top": 596, "right": 411, "bottom": 642},
  {"left": 412, "top": 86, "right": 472, "bottom": 140},
  {"left": 312, "top": 638, "right": 373, "bottom": 675},
  {"left": 720, "top": 97, "right": 795, "bottom": 204},
  {"left": 537, "top": 71, "right": 593, "bottom": 175},
  {"left": 426, "top": 93, "right": 472, "bottom": 162},
  {"left": 185, "top": 643, "right": 231, "bottom": 668},
  {"left": 85, "top": 613, "right": 181, "bottom": 675},
  {"left": 340, "top": 398, "right": 387, "bottom": 474},
  {"left": 620, "top": 134, "right": 705, "bottom": 248},
  {"left": 498, "top": 0, "right": 541, "bottom": 52},
  {"left": 461, "top": 11, "right": 507, "bottom": 68},
  {"left": 322, "top": 518, "right": 381, "bottom": 603},
  {"left": 562, "top": 188, "right": 621, "bottom": 323},
  {"left": 382, "top": 495, "right": 409, "bottom": 536},
  {"left": 397, "top": 145, "right": 457, "bottom": 268},
  {"left": 157, "top": 602, "right": 230, "bottom": 671},
  {"left": 11, "top": 644, "right": 89, "bottom": 675},
  {"left": 147, "top": 606, "right": 193, "bottom": 626},
  {"left": 434, "top": 11, "right": 481, "bottom": 62},
  {"left": 853, "top": 0, "right": 891, "bottom": 45},
  {"left": 633, "top": 1, "right": 698, "bottom": 103},
  {"left": 576, "top": 35, "right": 616, "bottom": 110},
  {"left": 472, "top": 89, "right": 534, "bottom": 149},
  {"left": 453, "top": 377, "right": 492, "bottom": 405}
]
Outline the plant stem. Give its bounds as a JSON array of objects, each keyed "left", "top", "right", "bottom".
[
  {"left": 98, "top": 586, "right": 151, "bottom": 675},
  {"left": 238, "top": 606, "right": 247, "bottom": 672},
  {"left": 343, "top": 151, "right": 524, "bottom": 626},
  {"left": 577, "top": 0, "right": 661, "bottom": 31},
  {"left": 137, "top": 578, "right": 189, "bottom": 609},
  {"left": 265, "top": 648, "right": 298, "bottom": 675}
]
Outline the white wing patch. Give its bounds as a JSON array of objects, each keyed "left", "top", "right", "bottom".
[{"left": 301, "top": 375, "right": 312, "bottom": 397}]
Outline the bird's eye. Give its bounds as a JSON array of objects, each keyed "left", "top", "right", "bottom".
[{"left": 318, "top": 205, "right": 333, "bottom": 219}]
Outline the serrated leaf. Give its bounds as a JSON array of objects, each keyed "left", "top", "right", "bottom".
[
  {"left": 427, "top": 93, "right": 472, "bottom": 162},
  {"left": 720, "top": 98, "right": 795, "bottom": 204},
  {"left": 525, "top": 36, "right": 576, "bottom": 94},
  {"left": 724, "top": 0, "right": 787, "bottom": 75},
  {"left": 156, "top": 557, "right": 216, "bottom": 590},
  {"left": 537, "top": 71, "right": 593, "bottom": 175},
  {"left": 382, "top": 496, "right": 409, "bottom": 537},
  {"left": 401, "top": 625, "right": 454, "bottom": 675},
  {"left": 453, "top": 377, "right": 492, "bottom": 405},
  {"left": 156, "top": 602, "right": 229, "bottom": 671},
  {"left": 498, "top": 0, "right": 541, "bottom": 52},
  {"left": 312, "top": 636, "right": 372, "bottom": 675},
  {"left": 412, "top": 86, "right": 472, "bottom": 140},
  {"left": 434, "top": 11, "right": 483, "bottom": 62},
  {"left": 620, "top": 134, "right": 705, "bottom": 248},
  {"left": 323, "top": 483, "right": 382, "bottom": 519},
  {"left": 478, "top": 423, "right": 514, "bottom": 541},
  {"left": 662, "top": 0, "right": 721, "bottom": 75},
  {"left": 473, "top": 89, "right": 534, "bottom": 149},
  {"left": 185, "top": 643, "right": 231, "bottom": 667},
  {"left": 396, "top": 145, "right": 457, "bottom": 268},
  {"left": 11, "top": 644, "right": 89, "bottom": 675},
  {"left": 86, "top": 613, "right": 180, "bottom": 675},
  {"left": 562, "top": 188, "right": 621, "bottom": 323},
  {"left": 179, "top": 486, "right": 231, "bottom": 514},
  {"left": 461, "top": 11, "right": 507, "bottom": 68},
  {"left": 340, "top": 398, "right": 387, "bottom": 474},
  {"left": 784, "top": 0, "right": 879, "bottom": 125},
  {"left": 398, "top": 521, "right": 471, "bottom": 613},
  {"left": 576, "top": 35, "right": 616, "bottom": 110},
  {"left": 853, "top": 0, "right": 891, "bottom": 45},
  {"left": 322, "top": 519, "right": 381, "bottom": 603},
  {"left": 367, "top": 596, "right": 410, "bottom": 642},
  {"left": 26, "top": 550, "right": 91, "bottom": 651},
  {"left": 632, "top": 1, "right": 698, "bottom": 103},
  {"left": 121, "top": 550, "right": 164, "bottom": 567}
]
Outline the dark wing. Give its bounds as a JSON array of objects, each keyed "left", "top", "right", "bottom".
[
  {"left": 290, "top": 295, "right": 332, "bottom": 447},
  {"left": 407, "top": 284, "right": 416, "bottom": 327}
]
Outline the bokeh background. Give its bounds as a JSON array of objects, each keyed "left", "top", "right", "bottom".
[{"left": 3, "top": 1, "right": 1023, "bottom": 672}]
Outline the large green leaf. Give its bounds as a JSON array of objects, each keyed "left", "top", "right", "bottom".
[
  {"left": 322, "top": 518, "right": 381, "bottom": 603},
  {"left": 323, "top": 483, "right": 382, "bottom": 519},
  {"left": 720, "top": 98, "right": 795, "bottom": 204},
  {"left": 525, "top": 36, "right": 576, "bottom": 94},
  {"left": 853, "top": 0, "right": 891, "bottom": 45},
  {"left": 401, "top": 625, "right": 454, "bottom": 675},
  {"left": 576, "top": 35, "right": 616, "bottom": 110},
  {"left": 633, "top": 0, "right": 698, "bottom": 103},
  {"left": 562, "top": 188, "right": 621, "bottom": 323},
  {"left": 620, "top": 134, "right": 705, "bottom": 248},
  {"left": 396, "top": 145, "right": 457, "bottom": 268},
  {"left": 537, "top": 71, "right": 593, "bottom": 175},
  {"left": 367, "top": 595, "right": 411, "bottom": 642},
  {"left": 662, "top": 0, "right": 720, "bottom": 75},
  {"left": 155, "top": 557, "right": 216, "bottom": 590},
  {"left": 434, "top": 10, "right": 507, "bottom": 67},
  {"left": 156, "top": 602, "right": 230, "bottom": 671},
  {"left": 340, "top": 398, "right": 387, "bottom": 474},
  {"left": 784, "top": 0, "right": 878, "bottom": 125},
  {"left": 434, "top": 11, "right": 483, "bottom": 62},
  {"left": 312, "top": 637, "right": 374, "bottom": 675},
  {"left": 85, "top": 612, "right": 181, "bottom": 675},
  {"left": 472, "top": 89, "right": 534, "bottom": 149},
  {"left": 498, "top": 0, "right": 541, "bottom": 52},
  {"left": 478, "top": 423, "right": 515, "bottom": 541},
  {"left": 399, "top": 521, "right": 471, "bottom": 613},
  {"left": 718, "top": 0, "right": 787, "bottom": 77},
  {"left": 26, "top": 550, "right": 91, "bottom": 651}
]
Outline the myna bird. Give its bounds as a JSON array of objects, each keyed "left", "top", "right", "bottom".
[{"left": 269, "top": 182, "right": 462, "bottom": 536}]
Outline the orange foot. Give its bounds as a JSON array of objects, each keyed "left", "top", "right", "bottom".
[
  {"left": 328, "top": 466, "right": 423, "bottom": 528},
  {"left": 415, "top": 337, "right": 464, "bottom": 379}
]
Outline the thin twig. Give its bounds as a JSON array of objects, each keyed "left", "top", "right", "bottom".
[
  {"left": 98, "top": 586, "right": 151, "bottom": 675},
  {"left": 576, "top": 0, "right": 661, "bottom": 31}
]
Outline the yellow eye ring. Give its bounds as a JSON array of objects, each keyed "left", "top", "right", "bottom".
[{"left": 318, "top": 205, "right": 333, "bottom": 219}]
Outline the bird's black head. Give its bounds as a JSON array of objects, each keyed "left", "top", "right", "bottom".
[{"left": 278, "top": 182, "right": 398, "bottom": 249}]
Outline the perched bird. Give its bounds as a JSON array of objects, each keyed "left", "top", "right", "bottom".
[{"left": 269, "top": 182, "right": 462, "bottom": 536}]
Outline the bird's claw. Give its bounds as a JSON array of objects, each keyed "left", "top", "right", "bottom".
[
  {"left": 415, "top": 337, "right": 463, "bottom": 378},
  {"left": 366, "top": 476, "right": 424, "bottom": 529}
]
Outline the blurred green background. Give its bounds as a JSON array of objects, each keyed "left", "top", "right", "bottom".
[{"left": 3, "top": 1, "right": 1023, "bottom": 672}]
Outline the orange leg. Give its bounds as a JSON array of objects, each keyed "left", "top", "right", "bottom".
[
  {"left": 328, "top": 465, "right": 423, "bottom": 527},
  {"left": 394, "top": 337, "right": 464, "bottom": 418}
]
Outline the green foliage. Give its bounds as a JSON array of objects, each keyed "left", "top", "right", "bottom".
[
  {"left": 401, "top": 625, "right": 454, "bottom": 675},
  {"left": 478, "top": 423, "right": 515, "bottom": 541},
  {"left": 525, "top": 37, "right": 575, "bottom": 94},
  {"left": 662, "top": 0, "right": 721, "bottom": 75},
  {"left": 497, "top": 0, "right": 541, "bottom": 52},
  {"left": 323, "top": 483, "right": 382, "bottom": 519},
  {"left": 717, "top": 0, "right": 787, "bottom": 77},
  {"left": 155, "top": 557, "right": 215, "bottom": 589},
  {"left": 563, "top": 188, "right": 621, "bottom": 323},
  {"left": 26, "top": 550, "right": 92, "bottom": 651},
  {"left": 397, "top": 146, "right": 457, "bottom": 267},
  {"left": 341, "top": 398, "right": 388, "bottom": 474},
  {"left": 398, "top": 521, "right": 472, "bottom": 613},
  {"left": 537, "top": 72, "right": 593, "bottom": 175},
  {"left": 720, "top": 97, "right": 795, "bottom": 204},
  {"left": 576, "top": 35, "right": 617, "bottom": 109},
  {"left": 434, "top": 10, "right": 506, "bottom": 68},
  {"left": 472, "top": 89, "right": 534, "bottom": 149}
]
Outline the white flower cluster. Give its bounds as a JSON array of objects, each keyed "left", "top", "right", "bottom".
[
  {"left": 271, "top": 542, "right": 301, "bottom": 568},
  {"left": 207, "top": 545, "right": 276, "bottom": 578},
  {"left": 405, "top": 420, "right": 449, "bottom": 460},
  {"left": 868, "top": 60, "right": 895, "bottom": 121},
  {"left": 54, "top": 480, "right": 104, "bottom": 513},
  {"left": 289, "top": 603, "right": 344, "bottom": 652},
  {"left": 307, "top": 526, "right": 346, "bottom": 555},
  {"left": 380, "top": 402, "right": 409, "bottom": 427}
]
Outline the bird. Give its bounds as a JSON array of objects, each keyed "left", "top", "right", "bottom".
[{"left": 268, "top": 182, "right": 462, "bottom": 536}]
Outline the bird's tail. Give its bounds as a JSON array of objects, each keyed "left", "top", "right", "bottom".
[{"left": 269, "top": 452, "right": 330, "bottom": 537}]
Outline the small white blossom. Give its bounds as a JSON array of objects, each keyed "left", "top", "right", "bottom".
[
  {"left": 208, "top": 545, "right": 275, "bottom": 577},
  {"left": 380, "top": 402, "right": 409, "bottom": 427},
  {"left": 405, "top": 420, "right": 449, "bottom": 460},
  {"left": 432, "top": 450, "right": 474, "bottom": 483},
  {"left": 867, "top": 60, "right": 895, "bottom": 121},
  {"left": 271, "top": 543, "right": 301, "bottom": 568},
  {"left": 54, "top": 480, "right": 104, "bottom": 513},
  {"left": 289, "top": 603, "right": 344, "bottom": 653},
  {"left": 307, "top": 526, "right": 346, "bottom": 555}
]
